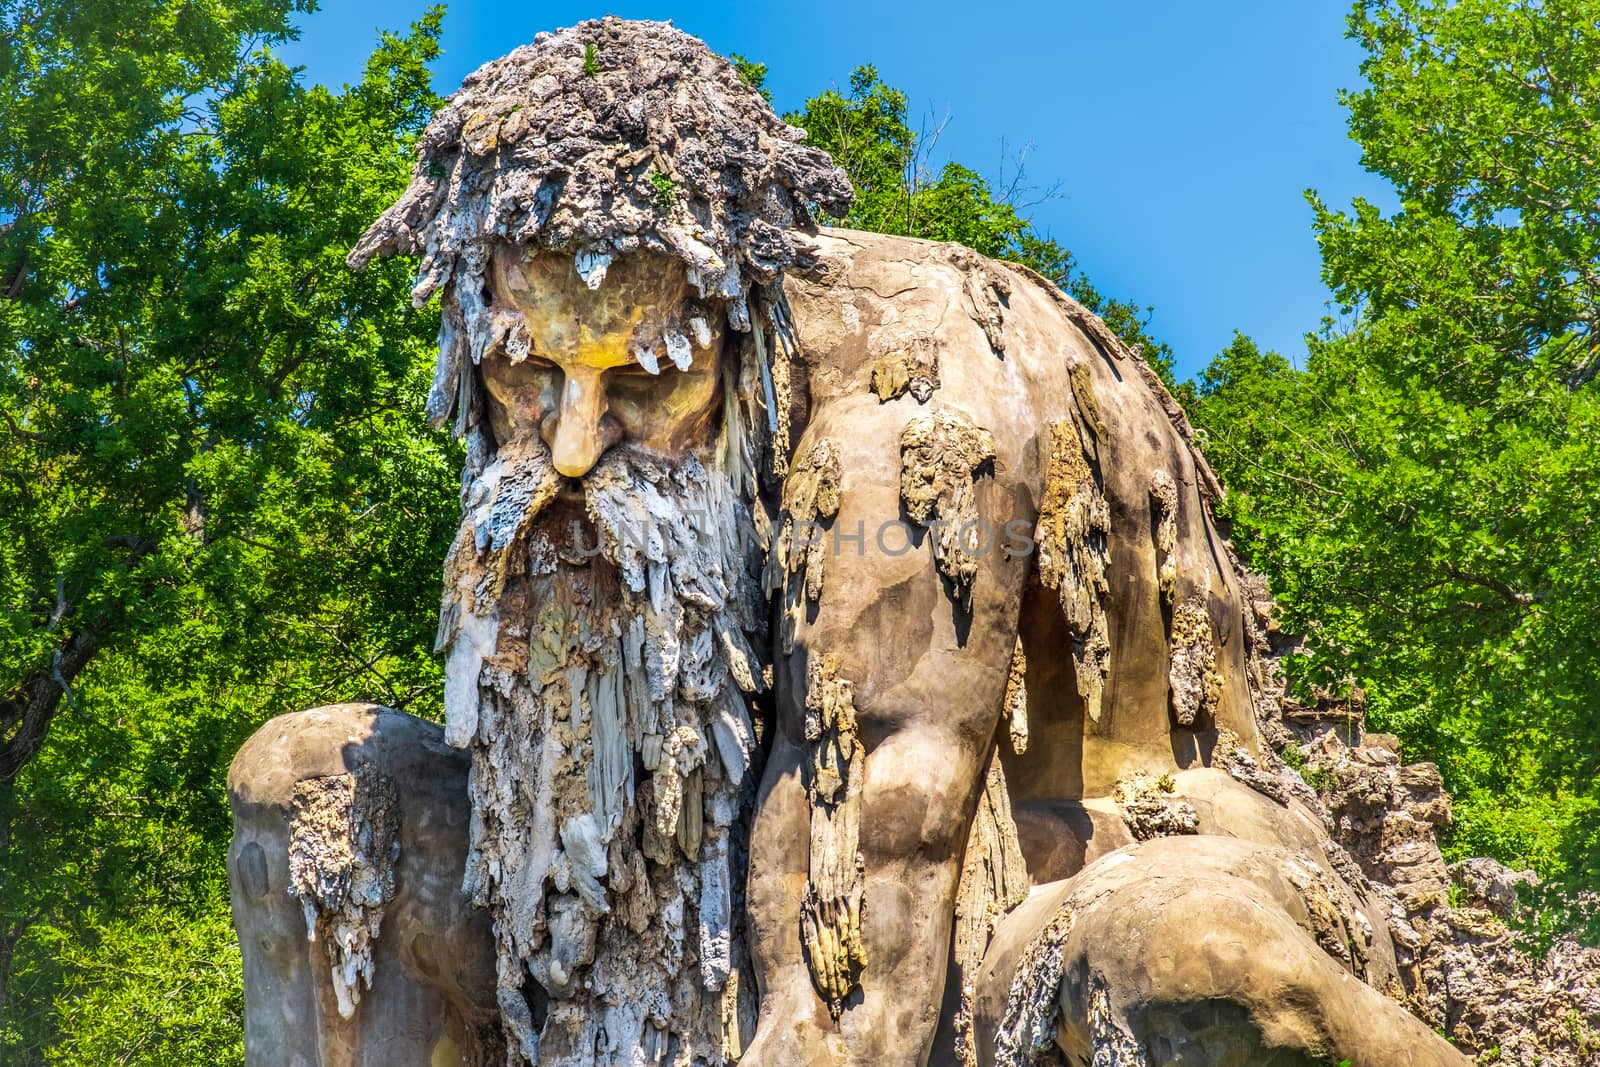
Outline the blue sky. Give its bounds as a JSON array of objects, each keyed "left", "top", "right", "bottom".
[{"left": 285, "top": 1, "right": 1396, "bottom": 381}]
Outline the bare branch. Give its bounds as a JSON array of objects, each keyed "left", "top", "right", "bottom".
[
  {"left": 2, "top": 412, "right": 43, "bottom": 442},
  {"left": 1439, "top": 564, "right": 1534, "bottom": 607},
  {"left": 0, "top": 630, "right": 100, "bottom": 784}
]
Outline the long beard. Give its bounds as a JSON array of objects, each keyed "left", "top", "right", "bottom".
[{"left": 435, "top": 434, "right": 766, "bottom": 1066}]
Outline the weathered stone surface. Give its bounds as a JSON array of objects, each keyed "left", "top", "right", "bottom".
[
  {"left": 975, "top": 838, "right": 1467, "bottom": 1067},
  {"left": 769, "top": 436, "right": 843, "bottom": 650},
  {"left": 287, "top": 767, "right": 399, "bottom": 1019},
  {"left": 230, "top": 704, "right": 501, "bottom": 1066},
  {"left": 237, "top": 218, "right": 1510, "bottom": 1066},
  {"left": 1451, "top": 855, "right": 1538, "bottom": 921},
  {"left": 347, "top": 18, "right": 850, "bottom": 432},
  {"left": 799, "top": 654, "right": 868, "bottom": 1016},
  {"left": 990, "top": 904, "right": 1075, "bottom": 1066},
  {"left": 1111, "top": 770, "right": 1199, "bottom": 841},
  {"left": 1033, "top": 417, "right": 1111, "bottom": 723},
  {"left": 898, "top": 409, "right": 997, "bottom": 607},
  {"left": 1277, "top": 712, "right": 1600, "bottom": 1065},
  {"left": 443, "top": 439, "right": 762, "bottom": 1067},
  {"left": 1148, "top": 468, "right": 1177, "bottom": 606},
  {"left": 1003, "top": 639, "right": 1028, "bottom": 756},
  {"left": 870, "top": 331, "right": 940, "bottom": 403},
  {"left": 1166, "top": 595, "right": 1222, "bottom": 728},
  {"left": 950, "top": 750, "right": 1028, "bottom": 1065}
]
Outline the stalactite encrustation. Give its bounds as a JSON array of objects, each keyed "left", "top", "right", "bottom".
[
  {"left": 992, "top": 905, "right": 1077, "bottom": 1066},
  {"left": 870, "top": 331, "right": 941, "bottom": 403},
  {"left": 899, "top": 409, "right": 998, "bottom": 609},
  {"left": 1086, "top": 975, "right": 1151, "bottom": 1066},
  {"left": 800, "top": 653, "right": 869, "bottom": 1017},
  {"left": 1282, "top": 856, "right": 1375, "bottom": 980},
  {"left": 1004, "top": 638, "right": 1029, "bottom": 756},
  {"left": 1066, "top": 357, "right": 1107, "bottom": 439},
  {"left": 768, "top": 437, "right": 843, "bottom": 654},
  {"left": 287, "top": 768, "right": 400, "bottom": 1019},
  {"left": 351, "top": 21, "right": 838, "bottom": 1047},
  {"left": 776, "top": 438, "right": 843, "bottom": 601},
  {"left": 1112, "top": 770, "right": 1199, "bottom": 841},
  {"left": 347, "top": 19, "right": 852, "bottom": 435},
  {"left": 1168, "top": 595, "right": 1223, "bottom": 727},
  {"left": 1149, "top": 468, "right": 1178, "bottom": 607},
  {"left": 1033, "top": 418, "right": 1112, "bottom": 722},
  {"left": 756, "top": 288, "right": 803, "bottom": 478},
  {"left": 949, "top": 246, "right": 1010, "bottom": 355},
  {"left": 433, "top": 425, "right": 765, "bottom": 1065},
  {"left": 953, "top": 751, "right": 1029, "bottom": 1065}
]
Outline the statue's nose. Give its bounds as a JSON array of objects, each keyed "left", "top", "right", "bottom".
[{"left": 543, "top": 368, "right": 622, "bottom": 478}]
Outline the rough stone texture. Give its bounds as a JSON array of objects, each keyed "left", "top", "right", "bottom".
[
  {"left": 287, "top": 768, "right": 400, "bottom": 1019},
  {"left": 950, "top": 750, "right": 1028, "bottom": 1065},
  {"left": 990, "top": 905, "right": 1075, "bottom": 1066},
  {"left": 1032, "top": 418, "right": 1111, "bottom": 723},
  {"left": 1280, "top": 709, "right": 1600, "bottom": 1066},
  {"left": 974, "top": 838, "right": 1466, "bottom": 1067},
  {"left": 1111, "top": 771, "right": 1199, "bottom": 842},
  {"left": 769, "top": 437, "right": 843, "bottom": 650},
  {"left": 1166, "top": 595, "right": 1222, "bottom": 728},
  {"left": 870, "top": 331, "right": 940, "bottom": 403},
  {"left": 898, "top": 409, "right": 998, "bottom": 608},
  {"left": 799, "top": 653, "right": 869, "bottom": 1017},
  {"left": 1148, "top": 469, "right": 1177, "bottom": 606},
  {"left": 1003, "top": 639, "right": 1028, "bottom": 757},
  {"left": 231, "top": 705, "right": 502, "bottom": 1066},
  {"left": 438, "top": 436, "right": 763, "bottom": 1066},
  {"left": 235, "top": 220, "right": 1504, "bottom": 1067},
  {"left": 1452, "top": 855, "right": 1539, "bottom": 921},
  {"left": 948, "top": 247, "right": 1010, "bottom": 355},
  {"left": 228, "top": 25, "right": 1587, "bottom": 1063}
]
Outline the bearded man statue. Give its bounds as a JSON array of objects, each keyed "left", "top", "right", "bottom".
[{"left": 228, "top": 18, "right": 1474, "bottom": 1067}]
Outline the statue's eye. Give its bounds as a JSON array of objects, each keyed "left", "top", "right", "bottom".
[
  {"left": 517, "top": 352, "right": 560, "bottom": 371},
  {"left": 611, "top": 362, "right": 672, "bottom": 380}
]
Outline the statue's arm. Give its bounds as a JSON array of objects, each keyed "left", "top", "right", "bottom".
[{"left": 745, "top": 389, "right": 1034, "bottom": 1067}]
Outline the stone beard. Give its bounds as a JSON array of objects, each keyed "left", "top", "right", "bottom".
[{"left": 435, "top": 404, "right": 768, "bottom": 1065}]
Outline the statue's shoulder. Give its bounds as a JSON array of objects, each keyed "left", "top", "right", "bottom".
[{"left": 781, "top": 228, "right": 1103, "bottom": 445}]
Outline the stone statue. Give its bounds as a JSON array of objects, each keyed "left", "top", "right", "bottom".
[{"left": 228, "top": 18, "right": 1484, "bottom": 1066}]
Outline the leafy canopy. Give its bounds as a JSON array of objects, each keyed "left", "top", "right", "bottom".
[
  {"left": 1191, "top": 0, "right": 1600, "bottom": 922},
  {"left": 0, "top": 0, "right": 455, "bottom": 1060}
]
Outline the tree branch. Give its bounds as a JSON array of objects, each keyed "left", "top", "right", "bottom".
[
  {"left": 0, "top": 630, "right": 101, "bottom": 785},
  {"left": 1439, "top": 564, "right": 1534, "bottom": 607}
]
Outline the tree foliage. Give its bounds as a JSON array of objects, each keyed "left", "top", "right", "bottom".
[
  {"left": 0, "top": 1, "right": 456, "bottom": 1059},
  {"left": 1191, "top": 0, "right": 1600, "bottom": 921}
]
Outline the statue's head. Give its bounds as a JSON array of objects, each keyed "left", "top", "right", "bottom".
[{"left": 350, "top": 16, "right": 851, "bottom": 479}]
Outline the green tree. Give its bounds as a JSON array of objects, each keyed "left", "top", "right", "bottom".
[
  {"left": 0, "top": 0, "right": 456, "bottom": 1057},
  {"left": 1191, "top": 0, "right": 1600, "bottom": 922},
  {"left": 786, "top": 65, "right": 1178, "bottom": 384}
]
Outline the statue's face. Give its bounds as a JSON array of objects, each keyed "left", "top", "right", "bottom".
[{"left": 482, "top": 247, "right": 726, "bottom": 478}]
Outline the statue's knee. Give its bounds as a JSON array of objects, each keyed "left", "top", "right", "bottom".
[
  {"left": 230, "top": 702, "right": 386, "bottom": 804},
  {"left": 228, "top": 702, "right": 462, "bottom": 807},
  {"left": 860, "top": 728, "right": 990, "bottom": 857}
]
